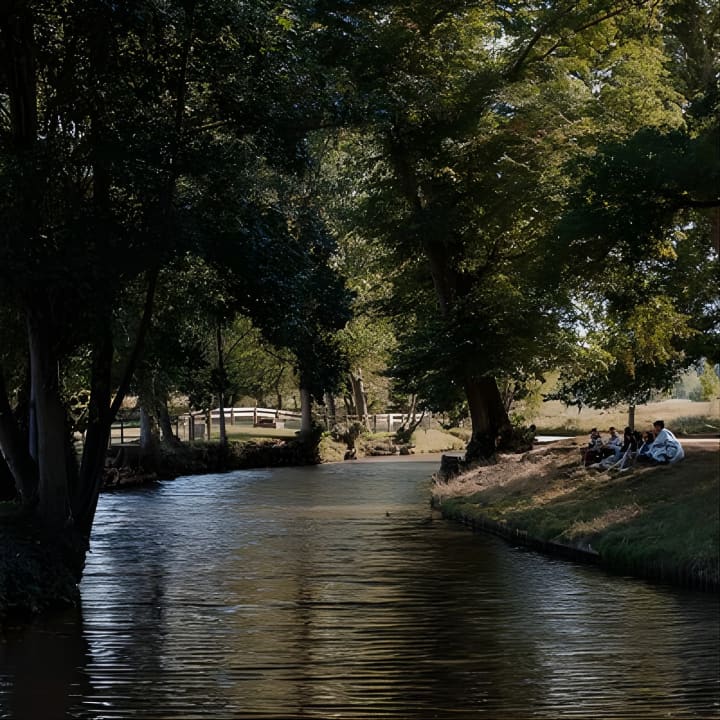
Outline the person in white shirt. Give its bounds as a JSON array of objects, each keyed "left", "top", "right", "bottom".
[{"left": 646, "top": 420, "right": 685, "bottom": 464}]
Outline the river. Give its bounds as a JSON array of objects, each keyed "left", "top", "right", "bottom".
[{"left": 1, "top": 460, "right": 718, "bottom": 719}]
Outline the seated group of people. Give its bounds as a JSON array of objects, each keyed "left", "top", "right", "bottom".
[{"left": 581, "top": 420, "right": 684, "bottom": 470}]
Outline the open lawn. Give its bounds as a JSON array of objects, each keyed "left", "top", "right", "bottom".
[{"left": 533, "top": 398, "right": 720, "bottom": 435}]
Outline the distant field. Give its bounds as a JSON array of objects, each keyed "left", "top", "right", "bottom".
[
  {"left": 533, "top": 398, "right": 720, "bottom": 435},
  {"left": 109, "top": 399, "right": 719, "bottom": 447}
]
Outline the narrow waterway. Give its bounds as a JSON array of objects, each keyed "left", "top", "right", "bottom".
[{"left": 1, "top": 460, "right": 718, "bottom": 719}]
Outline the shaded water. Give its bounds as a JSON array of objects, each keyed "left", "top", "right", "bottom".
[{"left": 1, "top": 461, "right": 719, "bottom": 719}]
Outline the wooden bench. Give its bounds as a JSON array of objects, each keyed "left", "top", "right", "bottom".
[{"left": 254, "top": 418, "right": 285, "bottom": 429}]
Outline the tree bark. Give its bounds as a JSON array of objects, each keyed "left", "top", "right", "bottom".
[
  {"left": 464, "top": 376, "right": 513, "bottom": 461},
  {"left": 324, "top": 391, "right": 337, "bottom": 425},
  {"left": 390, "top": 134, "right": 512, "bottom": 460},
  {"left": 139, "top": 406, "right": 160, "bottom": 453},
  {"left": 299, "top": 387, "right": 313, "bottom": 434},
  {"left": 216, "top": 323, "right": 227, "bottom": 447},
  {"left": 28, "top": 313, "right": 71, "bottom": 530},
  {"left": 350, "top": 370, "right": 368, "bottom": 426},
  {"left": 73, "top": 326, "right": 113, "bottom": 538},
  {"left": 0, "top": 369, "right": 37, "bottom": 504},
  {"left": 158, "top": 400, "right": 180, "bottom": 446},
  {"left": 1, "top": 6, "right": 38, "bottom": 150},
  {"left": 274, "top": 367, "right": 285, "bottom": 411}
]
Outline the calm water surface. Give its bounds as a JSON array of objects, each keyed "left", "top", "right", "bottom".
[{"left": 1, "top": 461, "right": 718, "bottom": 719}]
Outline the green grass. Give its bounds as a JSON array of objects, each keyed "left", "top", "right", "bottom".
[{"left": 438, "top": 444, "right": 719, "bottom": 588}]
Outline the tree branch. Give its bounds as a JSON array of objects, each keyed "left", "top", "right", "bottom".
[{"left": 109, "top": 268, "right": 159, "bottom": 418}]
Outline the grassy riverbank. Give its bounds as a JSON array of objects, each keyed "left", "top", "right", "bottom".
[{"left": 433, "top": 439, "right": 720, "bottom": 590}]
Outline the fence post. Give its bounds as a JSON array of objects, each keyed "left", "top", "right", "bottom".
[{"left": 120, "top": 419, "right": 125, "bottom": 445}]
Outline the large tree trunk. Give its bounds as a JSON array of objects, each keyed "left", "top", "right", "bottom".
[
  {"left": 391, "top": 130, "right": 516, "bottom": 461},
  {"left": 27, "top": 313, "right": 71, "bottom": 530},
  {"left": 0, "top": 370, "right": 37, "bottom": 504},
  {"left": 299, "top": 387, "right": 313, "bottom": 434},
  {"left": 74, "top": 273, "right": 157, "bottom": 539},
  {"left": 139, "top": 406, "right": 160, "bottom": 452},
  {"left": 74, "top": 329, "right": 113, "bottom": 539},
  {"left": 158, "top": 400, "right": 180, "bottom": 446},
  {"left": 464, "top": 376, "right": 513, "bottom": 461}
]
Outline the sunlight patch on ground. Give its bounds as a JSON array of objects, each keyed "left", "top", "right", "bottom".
[{"left": 566, "top": 504, "right": 643, "bottom": 539}]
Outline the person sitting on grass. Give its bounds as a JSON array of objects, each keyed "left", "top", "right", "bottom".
[
  {"left": 638, "top": 420, "right": 685, "bottom": 465},
  {"left": 590, "top": 426, "right": 638, "bottom": 470},
  {"left": 637, "top": 431, "right": 654, "bottom": 460},
  {"left": 605, "top": 427, "right": 630, "bottom": 454},
  {"left": 581, "top": 428, "right": 603, "bottom": 466},
  {"left": 616, "top": 426, "right": 638, "bottom": 467},
  {"left": 603, "top": 426, "right": 623, "bottom": 457}
]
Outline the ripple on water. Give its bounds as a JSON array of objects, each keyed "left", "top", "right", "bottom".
[{"left": 1, "top": 463, "right": 718, "bottom": 719}]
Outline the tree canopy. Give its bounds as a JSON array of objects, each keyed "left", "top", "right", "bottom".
[{"left": 0, "top": 0, "right": 351, "bottom": 540}]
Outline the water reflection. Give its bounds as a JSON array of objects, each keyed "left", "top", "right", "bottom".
[
  {"left": 0, "top": 609, "right": 92, "bottom": 720},
  {"left": 1, "top": 461, "right": 718, "bottom": 719}
]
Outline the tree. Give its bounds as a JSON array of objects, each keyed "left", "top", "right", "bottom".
[
  {"left": 549, "top": 297, "right": 695, "bottom": 427},
  {"left": 314, "top": 0, "right": 674, "bottom": 458},
  {"left": 697, "top": 360, "right": 720, "bottom": 401},
  {"left": 310, "top": 133, "right": 400, "bottom": 427},
  {"left": 0, "top": 1, "right": 350, "bottom": 566},
  {"left": 551, "top": 0, "right": 720, "bottom": 393}
]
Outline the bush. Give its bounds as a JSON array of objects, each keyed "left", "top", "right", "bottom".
[
  {"left": 669, "top": 415, "right": 720, "bottom": 435},
  {"left": 330, "top": 421, "right": 366, "bottom": 449}
]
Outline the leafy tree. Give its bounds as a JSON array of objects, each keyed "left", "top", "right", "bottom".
[
  {"left": 0, "top": 1, "right": 350, "bottom": 562},
  {"left": 552, "top": 0, "right": 720, "bottom": 368},
  {"left": 314, "top": 0, "right": 674, "bottom": 458},
  {"left": 549, "top": 297, "right": 695, "bottom": 427},
  {"left": 697, "top": 359, "right": 720, "bottom": 401}
]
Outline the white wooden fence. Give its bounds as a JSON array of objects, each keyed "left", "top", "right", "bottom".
[{"left": 110, "top": 407, "right": 417, "bottom": 444}]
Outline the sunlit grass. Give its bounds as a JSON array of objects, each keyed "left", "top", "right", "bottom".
[{"left": 436, "top": 440, "right": 720, "bottom": 587}]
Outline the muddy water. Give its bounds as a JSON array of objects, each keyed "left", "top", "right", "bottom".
[{"left": 1, "top": 461, "right": 718, "bottom": 719}]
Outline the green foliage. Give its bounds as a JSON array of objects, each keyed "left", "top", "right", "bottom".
[
  {"left": 549, "top": 296, "right": 694, "bottom": 412},
  {"left": 698, "top": 360, "right": 720, "bottom": 401},
  {"left": 0, "top": 0, "right": 353, "bottom": 536},
  {"left": 314, "top": 0, "right": 699, "bottom": 436}
]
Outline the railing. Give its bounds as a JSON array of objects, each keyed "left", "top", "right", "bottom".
[
  {"left": 321, "top": 413, "right": 412, "bottom": 433},
  {"left": 109, "top": 407, "right": 423, "bottom": 445},
  {"left": 109, "top": 418, "right": 142, "bottom": 446},
  {"left": 177, "top": 407, "right": 303, "bottom": 442}
]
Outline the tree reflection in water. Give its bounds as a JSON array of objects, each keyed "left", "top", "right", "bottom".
[{"left": 1, "top": 462, "right": 718, "bottom": 719}]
